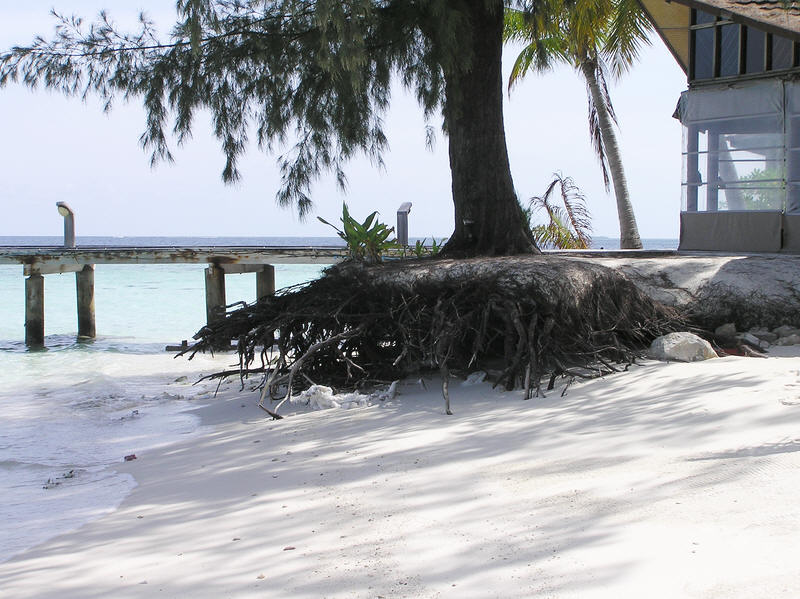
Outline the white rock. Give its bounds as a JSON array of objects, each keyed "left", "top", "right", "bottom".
[{"left": 649, "top": 332, "right": 717, "bottom": 362}]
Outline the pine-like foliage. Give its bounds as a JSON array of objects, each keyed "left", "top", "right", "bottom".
[{"left": 1, "top": 0, "right": 517, "bottom": 217}]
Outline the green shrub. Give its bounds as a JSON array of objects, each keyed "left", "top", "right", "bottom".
[{"left": 318, "top": 203, "right": 398, "bottom": 263}]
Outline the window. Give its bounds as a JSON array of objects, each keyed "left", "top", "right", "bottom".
[
  {"left": 745, "top": 28, "right": 766, "bottom": 74},
  {"left": 694, "top": 9, "right": 716, "bottom": 25},
  {"left": 771, "top": 34, "right": 794, "bottom": 70},
  {"left": 692, "top": 27, "right": 715, "bottom": 79},
  {"left": 689, "top": 10, "right": 798, "bottom": 81},
  {"left": 719, "top": 24, "right": 740, "bottom": 77},
  {"left": 690, "top": 10, "right": 717, "bottom": 80},
  {"left": 683, "top": 124, "right": 784, "bottom": 212},
  {"left": 680, "top": 81, "right": 786, "bottom": 212}
]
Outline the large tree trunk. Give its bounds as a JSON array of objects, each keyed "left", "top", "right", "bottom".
[
  {"left": 439, "top": 0, "right": 538, "bottom": 257},
  {"left": 580, "top": 60, "right": 643, "bottom": 250}
]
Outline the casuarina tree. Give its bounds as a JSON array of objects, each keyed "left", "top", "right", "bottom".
[{"left": 0, "top": 0, "right": 539, "bottom": 256}]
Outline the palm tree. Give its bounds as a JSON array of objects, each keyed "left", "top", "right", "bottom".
[
  {"left": 504, "top": 0, "right": 651, "bottom": 249},
  {"left": 524, "top": 172, "right": 593, "bottom": 250}
]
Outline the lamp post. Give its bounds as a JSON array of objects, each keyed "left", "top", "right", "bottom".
[
  {"left": 54, "top": 202, "right": 95, "bottom": 338},
  {"left": 56, "top": 202, "right": 75, "bottom": 248},
  {"left": 396, "top": 202, "right": 412, "bottom": 247}
]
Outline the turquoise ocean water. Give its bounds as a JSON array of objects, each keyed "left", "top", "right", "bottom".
[{"left": 0, "top": 235, "right": 676, "bottom": 563}]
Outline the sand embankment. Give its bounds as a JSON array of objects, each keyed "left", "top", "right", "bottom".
[{"left": 2, "top": 347, "right": 800, "bottom": 598}]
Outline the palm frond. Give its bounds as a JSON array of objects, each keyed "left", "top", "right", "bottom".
[
  {"left": 585, "top": 68, "right": 611, "bottom": 192},
  {"left": 508, "top": 37, "right": 562, "bottom": 90},
  {"left": 527, "top": 173, "right": 592, "bottom": 249},
  {"left": 603, "top": 0, "right": 653, "bottom": 78},
  {"left": 555, "top": 173, "right": 592, "bottom": 247},
  {"left": 595, "top": 59, "right": 617, "bottom": 124}
]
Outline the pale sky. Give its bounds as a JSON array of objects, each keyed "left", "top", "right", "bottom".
[{"left": 0, "top": 2, "right": 688, "bottom": 240}]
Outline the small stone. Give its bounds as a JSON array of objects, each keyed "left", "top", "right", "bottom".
[
  {"left": 257, "top": 574, "right": 265, "bottom": 580},
  {"left": 124, "top": 454, "right": 137, "bottom": 461},
  {"left": 776, "top": 334, "right": 800, "bottom": 346},
  {"left": 714, "top": 323, "right": 737, "bottom": 340},
  {"left": 737, "top": 332, "right": 764, "bottom": 350},
  {"left": 773, "top": 325, "right": 800, "bottom": 338},
  {"left": 283, "top": 546, "right": 296, "bottom": 551},
  {"left": 750, "top": 329, "right": 778, "bottom": 343},
  {"left": 649, "top": 332, "right": 717, "bottom": 362}
]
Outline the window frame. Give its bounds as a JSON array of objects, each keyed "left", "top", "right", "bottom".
[{"left": 689, "top": 9, "right": 799, "bottom": 83}]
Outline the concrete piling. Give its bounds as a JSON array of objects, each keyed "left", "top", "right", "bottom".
[
  {"left": 256, "top": 265, "right": 275, "bottom": 300},
  {"left": 76, "top": 265, "right": 96, "bottom": 339},
  {"left": 25, "top": 274, "right": 45, "bottom": 347},
  {"left": 204, "top": 264, "right": 227, "bottom": 327}
]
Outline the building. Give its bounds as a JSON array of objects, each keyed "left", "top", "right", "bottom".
[{"left": 640, "top": 0, "right": 800, "bottom": 251}]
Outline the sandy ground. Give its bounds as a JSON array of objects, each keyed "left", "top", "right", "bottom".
[{"left": 3, "top": 350, "right": 800, "bottom": 598}]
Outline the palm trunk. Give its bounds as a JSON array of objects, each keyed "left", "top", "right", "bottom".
[
  {"left": 719, "top": 139, "right": 745, "bottom": 210},
  {"left": 439, "top": 0, "right": 538, "bottom": 257},
  {"left": 580, "top": 60, "right": 643, "bottom": 250}
]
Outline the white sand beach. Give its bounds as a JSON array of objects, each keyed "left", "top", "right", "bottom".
[{"left": 2, "top": 349, "right": 800, "bottom": 598}]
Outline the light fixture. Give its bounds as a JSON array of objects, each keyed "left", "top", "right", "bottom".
[{"left": 56, "top": 201, "right": 76, "bottom": 248}]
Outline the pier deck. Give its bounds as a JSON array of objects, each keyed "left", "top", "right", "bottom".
[
  {"left": 0, "top": 245, "right": 349, "bottom": 274},
  {"left": 0, "top": 245, "right": 351, "bottom": 347}
]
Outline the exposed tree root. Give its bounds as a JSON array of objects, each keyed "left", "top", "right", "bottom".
[{"left": 187, "top": 256, "right": 685, "bottom": 415}]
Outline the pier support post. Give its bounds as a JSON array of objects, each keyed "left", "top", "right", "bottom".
[
  {"left": 205, "top": 265, "right": 227, "bottom": 327},
  {"left": 25, "top": 274, "right": 45, "bottom": 347},
  {"left": 76, "top": 265, "right": 96, "bottom": 339},
  {"left": 256, "top": 265, "right": 275, "bottom": 300}
]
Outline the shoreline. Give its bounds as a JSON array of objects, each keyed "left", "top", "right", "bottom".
[
  {"left": 0, "top": 351, "right": 244, "bottom": 565},
  {"left": 2, "top": 350, "right": 800, "bottom": 597}
]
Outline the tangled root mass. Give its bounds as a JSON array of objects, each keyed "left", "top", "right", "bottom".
[{"left": 189, "top": 256, "right": 684, "bottom": 412}]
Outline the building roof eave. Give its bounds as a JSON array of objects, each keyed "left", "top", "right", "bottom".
[{"left": 638, "top": 0, "right": 690, "bottom": 73}]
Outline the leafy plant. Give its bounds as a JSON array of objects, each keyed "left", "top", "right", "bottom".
[
  {"left": 526, "top": 174, "right": 592, "bottom": 250},
  {"left": 406, "top": 237, "right": 448, "bottom": 259},
  {"left": 318, "top": 203, "right": 398, "bottom": 263},
  {"left": 430, "top": 237, "right": 447, "bottom": 256}
]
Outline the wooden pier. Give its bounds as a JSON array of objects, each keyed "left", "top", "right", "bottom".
[{"left": 0, "top": 245, "right": 350, "bottom": 347}]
